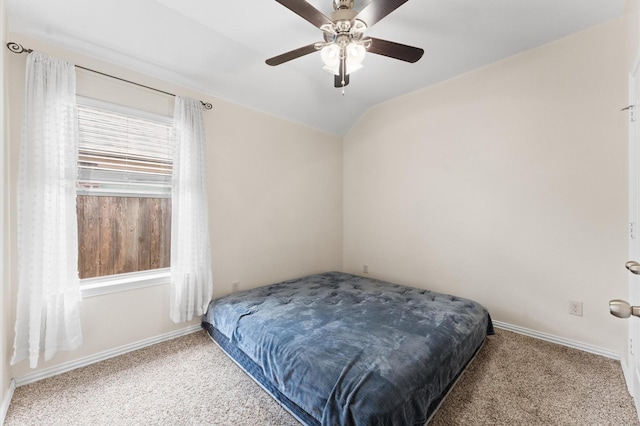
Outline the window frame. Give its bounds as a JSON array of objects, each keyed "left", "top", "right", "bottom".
[
  {"left": 76, "top": 96, "right": 173, "bottom": 297},
  {"left": 81, "top": 267, "right": 170, "bottom": 298}
]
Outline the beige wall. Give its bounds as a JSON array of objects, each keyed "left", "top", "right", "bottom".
[
  {"left": 344, "top": 19, "right": 628, "bottom": 354},
  {"left": 5, "top": 35, "right": 342, "bottom": 378},
  {"left": 628, "top": 0, "right": 640, "bottom": 70}
]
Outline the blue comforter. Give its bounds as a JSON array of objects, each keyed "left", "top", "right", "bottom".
[{"left": 202, "top": 272, "right": 493, "bottom": 425}]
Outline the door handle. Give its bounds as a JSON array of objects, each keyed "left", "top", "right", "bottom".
[
  {"left": 626, "top": 261, "right": 640, "bottom": 275},
  {"left": 610, "top": 299, "right": 640, "bottom": 318}
]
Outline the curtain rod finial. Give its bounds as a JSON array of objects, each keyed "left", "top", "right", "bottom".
[
  {"left": 6, "top": 42, "right": 33, "bottom": 54},
  {"left": 201, "top": 101, "right": 213, "bottom": 110}
]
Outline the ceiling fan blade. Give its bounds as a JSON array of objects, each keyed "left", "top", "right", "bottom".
[
  {"left": 355, "top": 0, "right": 409, "bottom": 28},
  {"left": 367, "top": 37, "right": 424, "bottom": 63},
  {"left": 334, "top": 72, "right": 350, "bottom": 88},
  {"left": 266, "top": 43, "right": 318, "bottom": 66},
  {"left": 333, "top": 67, "right": 349, "bottom": 87},
  {"left": 334, "top": 56, "right": 350, "bottom": 88},
  {"left": 275, "top": 0, "right": 333, "bottom": 29}
]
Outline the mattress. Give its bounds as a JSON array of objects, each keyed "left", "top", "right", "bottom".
[{"left": 201, "top": 271, "right": 493, "bottom": 425}]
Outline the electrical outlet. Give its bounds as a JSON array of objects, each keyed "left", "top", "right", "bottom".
[
  {"left": 232, "top": 281, "right": 240, "bottom": 293},
  {"left": 569, "top": 301, "right": 583, "bottom": 316},
  {"left": 363, "top": 264, "right": 369, "bottom": 274}
]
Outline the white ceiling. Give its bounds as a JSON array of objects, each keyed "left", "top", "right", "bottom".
[{"left": 6, "top": 0, "right": 627, "bottom": 136}]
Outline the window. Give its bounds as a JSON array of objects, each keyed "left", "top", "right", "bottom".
[{"left": 76, "top": 97, "right": 173, "bottom": 294}]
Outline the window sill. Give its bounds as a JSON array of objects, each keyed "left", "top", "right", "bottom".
[{"left": 81, "top": 268, "right": 170, "bottom": 298}]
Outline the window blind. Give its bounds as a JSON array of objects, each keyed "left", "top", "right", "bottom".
[{"left": 76, "top": 100, "right": 173, "bottom": 197}]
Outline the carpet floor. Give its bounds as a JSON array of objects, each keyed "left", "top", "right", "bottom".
[{"left": 4, "top": 328, "right": 638, "bottom": 425}]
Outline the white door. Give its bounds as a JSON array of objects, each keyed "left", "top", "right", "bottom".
[
  {"left": 628, "top": 54, "right": 640, "bottom": 413},
  {"left": 611, "top": 52, "right": 640, "bottom": 414}
]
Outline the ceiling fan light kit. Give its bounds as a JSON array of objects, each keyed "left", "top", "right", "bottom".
[
  {"left": 267, "top": 0, "right": 424, "bottom": 89},
  {"left": 319, "top": 42, "right": 366, "bottom": 76}
]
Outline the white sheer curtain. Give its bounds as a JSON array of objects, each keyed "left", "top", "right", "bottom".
[
  {"left": 170, "top": 96, "right": 213, "bottom": 323},
  {"left": 12, "top": 52, "right": 83, "bottom": 368}
]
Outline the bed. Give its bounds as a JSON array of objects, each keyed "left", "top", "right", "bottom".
[{"left": 201, "top": 271, "right": 493, "bottom": 425}]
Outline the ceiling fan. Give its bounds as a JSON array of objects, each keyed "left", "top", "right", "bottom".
[{"left": 266, "top": 0, "right": 424, "bottom": 89}]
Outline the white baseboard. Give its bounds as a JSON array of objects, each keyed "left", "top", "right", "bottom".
[
  {"left": 1, "top": 379, "right": 16, "bottom": 425},
  {"left": 14, "top": 324, "right": 202, "bottom": 387},
  {"left": 493, "top": 320, "right": 620, "bottom": 360},
  {"left": 621, "top": 353, "right": 632, "bottom": 392}
]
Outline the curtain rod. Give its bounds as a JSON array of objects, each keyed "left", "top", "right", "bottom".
[{"left": 6, "top": 42, "right": 213, "bottom": 110}]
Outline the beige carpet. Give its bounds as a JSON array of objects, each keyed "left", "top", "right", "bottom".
[{"left": 5, "top": 328, "right": 638, "bottom": 425}]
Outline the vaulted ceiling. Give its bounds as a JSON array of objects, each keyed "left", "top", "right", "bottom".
[{"left": 6, "top": 0, "right": 626, "bottom": 135}]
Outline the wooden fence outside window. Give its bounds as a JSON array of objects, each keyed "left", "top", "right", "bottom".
[{"left": 77, "top": 195, "right": 171, "bottom": 279}]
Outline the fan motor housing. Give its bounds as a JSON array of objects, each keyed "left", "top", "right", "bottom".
[{"left": 333, "top": 0, "right": 354, "bottom": 10}]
